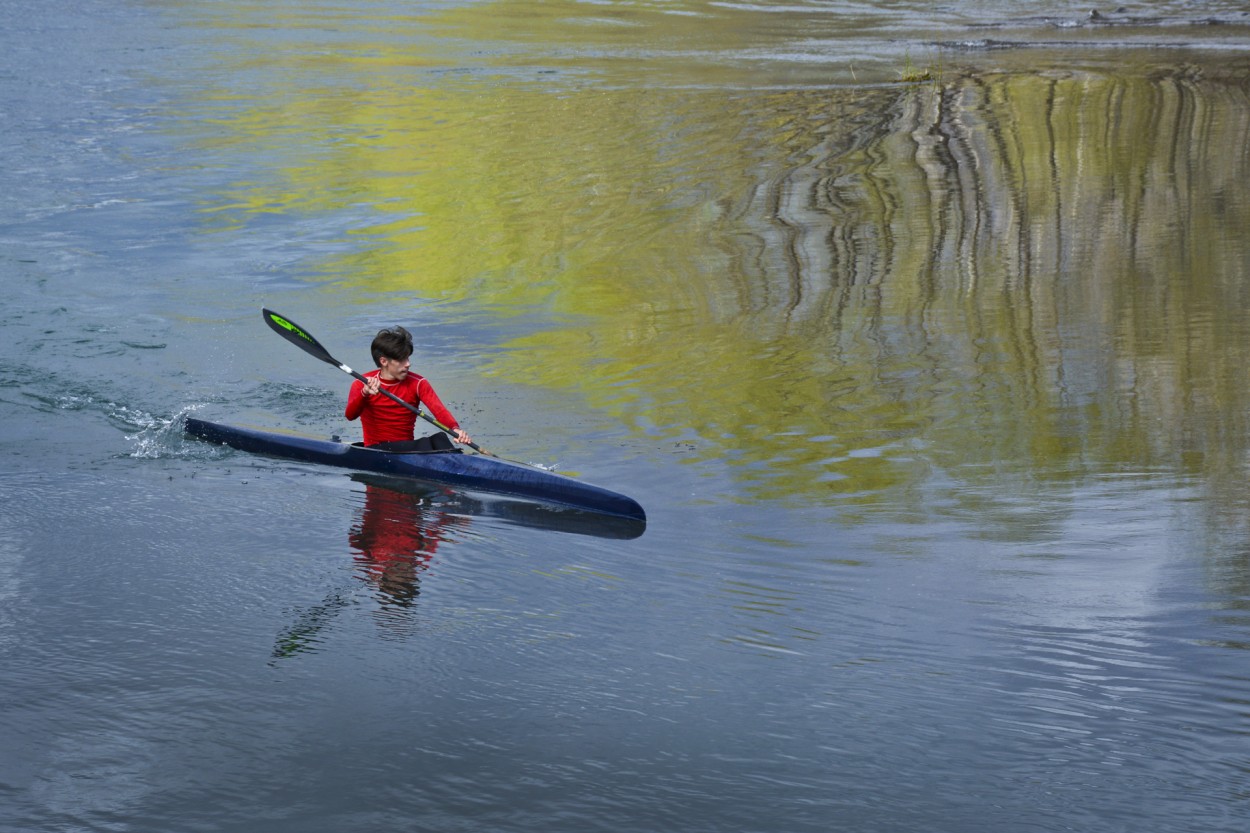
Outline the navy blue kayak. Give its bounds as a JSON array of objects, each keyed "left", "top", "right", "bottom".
[{"left": 185, "top": 418, "right": 646, "bottom": 522}]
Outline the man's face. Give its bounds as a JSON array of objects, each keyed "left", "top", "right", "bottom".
[{"left": 378, "top": 354, "right": 410, "bottom": 382}]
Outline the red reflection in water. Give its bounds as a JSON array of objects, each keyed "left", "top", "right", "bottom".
[{"left": 348, "top": 482, "right": 460, "bottom": 610}]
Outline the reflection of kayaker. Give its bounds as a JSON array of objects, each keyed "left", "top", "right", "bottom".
[
  {"left": 348, "top": 481, "right": 462, "bottom": 613},
  {"left": 345, "top": 324, "right": 472, "bottom": 452},
  {"left": 270, "top": 481, "right": 462, "bottom": 661}
]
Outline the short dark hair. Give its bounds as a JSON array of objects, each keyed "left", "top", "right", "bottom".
[{"left": 371, "top": 325, "right": 413, "bottom": 366}]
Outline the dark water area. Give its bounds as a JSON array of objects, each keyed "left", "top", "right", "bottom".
[{"left": 4, "top": 1, "right": 1250, "bottom": 831}]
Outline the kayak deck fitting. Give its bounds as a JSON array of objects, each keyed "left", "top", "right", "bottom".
[{"left": 184, "top": 418, "right": 646, "bottom": 523}]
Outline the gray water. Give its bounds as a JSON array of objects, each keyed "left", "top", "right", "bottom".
[{"left": 4, "top": 1, "right": 1250, "bottom": 831}]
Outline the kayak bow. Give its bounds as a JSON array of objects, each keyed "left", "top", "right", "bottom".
[{"left": 185, "top": 418, "right": 646, "bottom": 522}]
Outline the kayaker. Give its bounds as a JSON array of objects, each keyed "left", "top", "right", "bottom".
[{"left": 344, "top": 325, "right": 472, "bottom": 451}]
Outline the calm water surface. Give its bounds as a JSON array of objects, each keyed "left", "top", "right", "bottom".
[{"left": 3, "top": 1, "right": 1250, "bottom": 831}]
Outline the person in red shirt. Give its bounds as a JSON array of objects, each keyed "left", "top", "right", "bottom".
[{"left": 344, "top": 325, "right": 472, "bottom": 452}]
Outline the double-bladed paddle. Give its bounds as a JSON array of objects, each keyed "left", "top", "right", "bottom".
[{"left": 262, "top": 307, "right": 496, "bottom": 457}]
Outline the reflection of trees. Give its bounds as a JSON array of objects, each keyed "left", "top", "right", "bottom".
[
  {"left": 498, "top": 65, "right": 1250, "bottom": 512},
  {"left": 627, "top": 66, "right": 1250, "bottom": 511},
  {"left": 185, "top": 36, "right": 1250, "bottom": 511}
]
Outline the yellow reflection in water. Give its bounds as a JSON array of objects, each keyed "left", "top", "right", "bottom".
[{"left": 182, "top": 4, "right": 1250, "bottom": 507}]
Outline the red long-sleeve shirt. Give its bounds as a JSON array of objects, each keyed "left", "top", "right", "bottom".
[{"left": 344, "top": 370, "right": 460, "bottom": 446}]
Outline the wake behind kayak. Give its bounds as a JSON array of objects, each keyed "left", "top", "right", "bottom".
[{"left": 185, "top": 417, "right": 646, "bottom": 523}]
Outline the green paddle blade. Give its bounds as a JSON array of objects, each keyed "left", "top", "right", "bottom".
[{"left": 262, "top": 308, "right": 339, "bottom": 366}]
